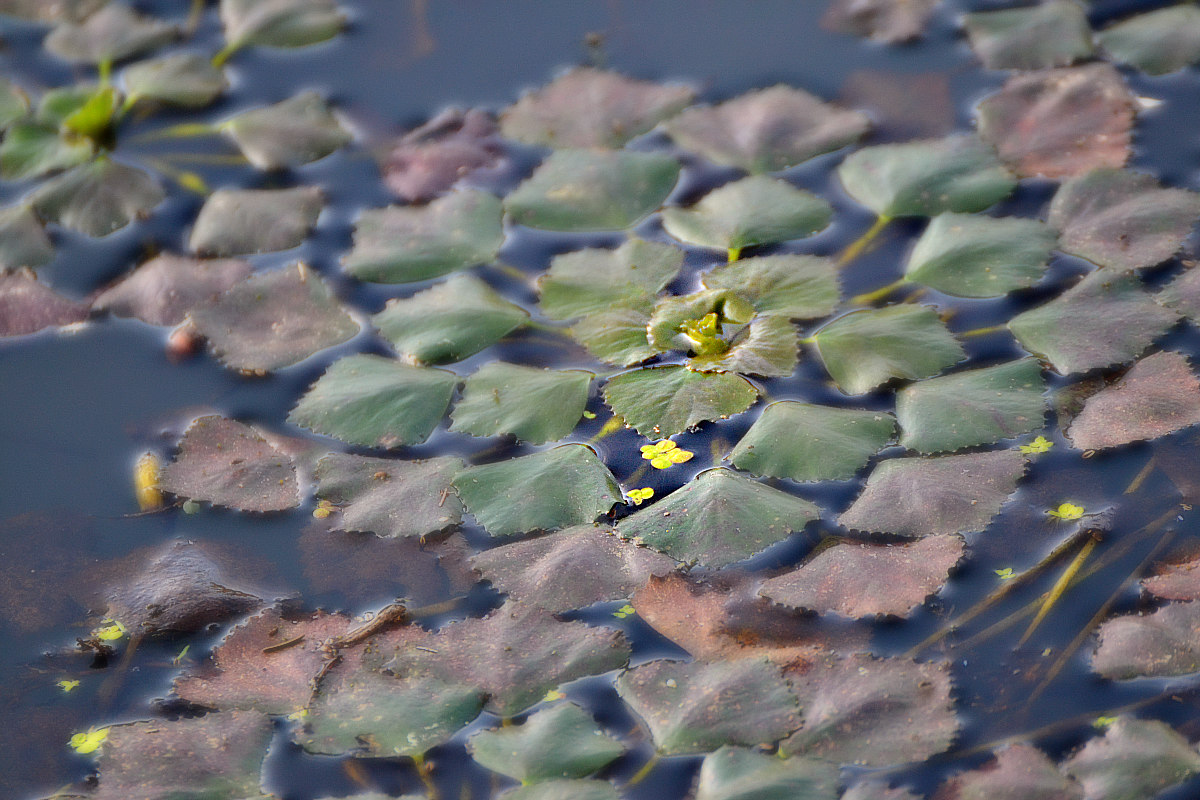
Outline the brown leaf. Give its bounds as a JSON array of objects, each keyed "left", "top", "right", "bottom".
[
  {"left": 1092, "top": 601, "right": 1200, "bottom": 679},
  {"left": 1143, "top": 554, "right": 1200, "bottom": 602},
  {"left": 381, "top": 108, "right": 503, "bottom": 202},
  {"left": 92, "top": 253, "right": 251, "bottom": 326},
  {"left": 933, "top": 744, "right": 1083, "bottom": 800},
  {"left": 0, "top": 267, "right": 88, "bottom": 336},
  {"left": 1066, "top": 352, "right": 1200, "bottom": 451}
]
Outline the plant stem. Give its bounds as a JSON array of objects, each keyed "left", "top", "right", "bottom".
[
  {"left": 727, "top": 246, "right": 741, "bottom": 263},
  {"left": 836, "top": 215, "right": 890, "bottom": 266},
  {"left": 185, "top": 0, "right": 205, "bottom": 35},
  {"left": 212, "top": 41, "right": 240, "bottom": 68},
  {"left": 627, "top": 753, "right": 660, "bottom": 786},
  {"left": 412, "top": 753, "right": 441, "bottom": 800},
  {"left": 959, "top": 324, "right": 1007, "bottom": 339},
  {"left": 1017, "top": 533, "right": 1099, "bottom": 647},
  {"left": 130, "top": 122, "right": 219, "bottom": 143},
  {"left": 850, "top": 277, "right": 908, "bottom": 305}
]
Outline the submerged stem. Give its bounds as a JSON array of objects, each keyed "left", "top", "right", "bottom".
[
  {"left": 959, "top": 324, "right": 1007, "bottom": 339},
  {"left": 626, "top": 753, "right": 661, "bottom": 786},
  {"left": 1017, "top": 533, "right": 1099, "bottom": 647},
  {"left": 850, "top": 277, "right": 909, "bottom": 305},
  {"left": 412, "top": 753, "right": 441, "bottom": 800},
  {"left": 836, "top": 215, "right": 890, "bottom": 266},
  {"left": 727, "top": 246, "right": 741, "bottom": 263},
  {"left": 130, "top": 122, "right": 219, "bottom": 143}
]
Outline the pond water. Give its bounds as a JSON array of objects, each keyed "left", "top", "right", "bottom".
[{"left": 5, "top": 1, "right": 1200, "bottom": 799}]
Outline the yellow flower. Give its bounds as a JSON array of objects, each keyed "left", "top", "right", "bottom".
[
  {"left": 994, "top": 567, "right": 1014, "bottom": 580},
  {"left": 1047, "top": 502, "right": 1085, "bottom": 521},
  {"left": 1019, "top": 436, "right": 1053, "bottom": 455},
  {"left": 68, "top": 727, "right": 108, "bottom": 754},
  {"left": 640, "top": 440, "right": 694, "bottom": 469},
  {"left": 628, "top": 487, "right": 654, "bottom": 505},
  {"left": 94, "top": 619, "right": 126, "bottom": 641},
  {"left": 57, "top": 679, "right": 80, "bottom": 692}
]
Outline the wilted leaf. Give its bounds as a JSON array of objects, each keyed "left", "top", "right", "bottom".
[
  {"left": 976, "top": 64, "right": 1137, "bottom": 180},
  {"left": 32, "top": 158, "right": 163, "bottom": 236},
  {"left": 499, "top": 780, "right": 621, "bottom": 800},
  {"left": 1062, "top": 716, "right": 1200, "bottom": 800},
  {"left": 189, "top": 186, "right": 322, "bottom": 256},
  {"left": 342, "top": 190, "right": 503, "bottom": 283},
  {"left": 618, "top": 468, "right": 819, "bottom": 568},
  {"left": 453, "top": 445, "right": 620, "bottom": 538},
  {"left": 220, "top": 0, "right": 344, "bottom": 52},
  {"left": 963, "top": 1, "right": 1093, "bottom": 71},
  {"left": 821, "top": 0, "right": 939, "bottom": 43},
  {"left": 222, "top": 91, "right": 350, "bottom": 169},
  {"left": 838, "top": 450, "right": 1025, "bottom": 537},
  {"left": 501, "top": 66, "right": 694, "bottom": 149},
  {"left": 837, "top": 135, "right": 1016, "bottom": 218},
  {"left": 701, "top": 255, "right": 839, "bottom": 320},
  {"left": 468, "top": 702, "right": 625, "bottom": 782},
  {"left": 664, "top": 85, "right": 869, "bottom": 172},
  {"left": 0, "top": 268, "right": 86, "bottom": 336},
  {"left": 538, "top": 238, "right": 683, "bottom": 320},
  {"left": 1098, "top": 5, "right": 1200, "bottom": 76},
  {"left": 122, "top": 53, "right": 227, "bottom": 108},
  {"left": 603, "top": 366, "right": 758, "bottom": 437},
  {"left": 188, "top": 263, "right": 358, "bottom": 372},
  {"left": 505, "top": 149, "right": 679, "bottom": 231},
  {"left": 1143, "top": 556, "right": 1200, "bottom": 602},
  {"left": 92, "top": 253, "right": 251, "bottom": 326},
  {"left": 0, "top": 205, "right": 52, "bottom": 270},
  {"left": 44, "top": 4, "right": 176, "bottom": 65},
  {"left": 0, "top": 121, "right": 93, "bottom": 180},
  {"left": 372, "top": 273, "right": 528, "bottom": 364},
  {"left": 382, "top": 108, "right": 502, "bottom": 202},
  {"left": 904, "top": 213, "right": 1056, "bottom": 298},
  {"left": 451, "top": 363, "right": 591, "bottom": 444},
  {"left": 1066, "top": 351, "right": 1200, "bottom": 450},
  {"left": 695, "top": 747, "right": 840, "bottom": 800},
  {"left": 314, "top": 453, "right": 463, "bottom": 538},
  {"left": 159, "top": 415, "right": 298, "bottom": 511},
  {"left": 288, "top": 354, "right": 457, "bottom": 448},
  {"left": 1092, "top": 601, "right": 1200, "bottom": 679},
  {"left": 937, "top": 744, "right": 1082, "bottom": 800},
  {"left": 760, "top": 535, "right": 963, "bottom": 618},
  {"left": 728, "top": 401, "right": 895, "bottom": 482}
]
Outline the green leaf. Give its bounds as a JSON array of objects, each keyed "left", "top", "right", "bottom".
[
  {"left": 568, "top": 308, "right": 657, "bottom": 366},
  {"left": 661, "top": 175, "right": 832, "bottom": 253},
  {"left": 1063, "top": 716, "right": 1200, "bottom": 800},
  {"left": 1048, "top": 168, "right": 1200, "bottom": 271},
  {"left": 222, "top": 91, "right": 350, "bottom": 169},
  {"left": 220, "top": 0, "right": 345, "bottom": 52},
  {"left": 702, "top": 255, "right": 840, "bottom": 320},
  {"left": 1098, "top": 5, "right": 1200, "bottom": 75},
  {"left": 538, "top": 237, "right": 683, "bottom": 320},
  {"left": 1093, "top": 601, "right": 1200, "bottom": 680},
  {"left": 0, "top": 121, "right": 93, "bottom": 180},
  {"left": 343, "top": 190, "right": 504, "bottom": 283},
  {"left": 505, "top": 149, "right": 680, "bottom": 231},
  {"left": 838, "top": 450, "right": 1025, "bottom": 537},
  {"left": 62, "top": 86, "right": 118, "bottom": 139},
  {"left": 288, "top": 354, "right": 457, "bottom": 448},
  {"left": 450, "top": 362, "right": 592, "bottom": 444},
  {"left": 468, "top": 702, "right": 625, "bottom": 782},
  {"left": 687, "top": 314, "right": 799, "bottom": 378},
  {"left": 896, "top": 358, "right": 1047, "bottom": 453},
  {"left": 371, "top": 273, "right": 529, "bottom": 364},
  {"left": 188, "top": 263, "right": 359, "bottom": 372},
  {"left": 618, "top": 468, "right": 819, "bottom": 568},
  {"left": 500, "top": 66, "right": 694, "bottom": 149},
  {"left": 1008, "top": 270, "right": 1179, "bottom": 375},
  {"left": 0, "top": 204, "right": 53, "bottom": 269},
  {"left": 499, "top": 780, "right": 621, "bottom": 800},
  {"left": 453, "top": 445, "right": 621, "bottom": 537},
  {"left": 189, "top": 186, "right": 323, "bottom": 256},
  {"left": 962, "top": 1, "right": 1093, "bottom": 71},
  {"left": 314, "top": 453, "right": 463, "bottom": 538},
  {"left": 695, "top": 747, "right": 840, "bottom": 800},
  {"left": 31, "top": 158, "right": 164, "bottom": 236},
  {"left": 937, "top": 745, "right": 1084, "bottom": 800},
  {"left": 663, "top": 85, "right": 870, "bottom": 173},
  {"left": 615, "top": 659, "right": 801, "bottom": 755},
  {"left": 122, "top": 53, "right": 227, "bottom": 108},
  {"left": 0, "top": 78, "right": 27, "bottom": 129},
  {"left": 812, "top": 305, "right": 964, "bottom": 395},
  {"left": 728, "top": 402, "right": 895, "bottom": 482},
  {"left": 36, "top": 84, "right": 95, "bottom": 125},
  {"left": 837, "top": 135, "right": 1016, "bottom": 218},
  {"left": 603, "top": 366, "right": 758, "bottom": 438},
  {"left": 44, "top": 4, "right": 176, "bottom": 65},
  {"left": 904, "top": 213, "right": 1057, "bottom": 298}
]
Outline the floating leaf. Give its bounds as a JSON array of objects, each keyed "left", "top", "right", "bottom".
[
  {"left": 500, "top": 66, "right": 694, "bottom": 149},
  {"left": 288, "top": 354, "right": 457, "bottom": 448},
  {"left": 728, "top": 402, "right": 895, "bottom": 482},
  {"left": 0, "top": 0, "right": 106, "bottom": 23},
  {"left": 188, "top": 263, "right": 358, "bottom": 372},
  {"left": 663, "top": 85, "right": 869, "bottom": 173},
  {"left": 896, "top": 358, "right": 1046, "bottom": 453},
  {"left": 963, "top": 1, "right": 1093, "bottom": 71},
  {"left": 381, "top": 108, "right": 502, "bottom": 202},
  {"left": 976, "top": 64, "right": 1137, "bottom": 180},
  {"left": 470, "top": 525, "right": 675, "bottom": 613},
  {"left": 568, "top": 308, "right": 657, "bottom": 366},
  {"left": 603, "top": 366, "right": 758, "bottom": 438},
  {"left": 618, "top": 468, "right": 819, "bottom": 568},
  {"left": 812, "top": 305, "right": 964, "bottom": 395},
  {"left": 759, "top": 535, "right": 963, "bottom": 618},
  {"left": 342, "top": 190, "right": 503, "bottom": 283},
  {"left": 904, "top": 213, "right": 1057, "bottom": 298},
  {"left": 842, "top": 782, "right": 923, "bottom": 800},
  {"left": 0, "top": 206, "right": 52, "bottom": 269},
  {"left": 1062, "top": 716, "right": 1200, "bottom": 800},
  {"left": 687, "top": 315, "right": 799, "bottom": 378},
  {"left": 838, "top": 450, "right": 1025, "bottom": 537},
  {"left": 661, "top": 176, "right": 832, "bottom": 253},
  {"left": 32, "top": 158, "right": 163, "bottom": 236},
  {"left": 781, "top": 653, "right": 957, "bottom": 766},
  {"left": 189, "top": 186, "right": 322, "bottom": 256},
  {"left": 499, "top": 780, "right": 620, "bottom": 800},
  {"left": 314, "top": 453, "right": 463, "bottom": 538},
  {"left": 821, "top": 0, "right": 939, "bottom": 43},
  {"left": 1098, "top": 5, "right": 1200, "bottom": 76},
  {"left": 839, "top": 70, "right": 954, "bottom": 143},
  {"left": 0, "top": 78, "right": 26, "bottom": 129},
  {"left": 0, "top": 121, "right": 93, "bottom": 180},
  {"left": 92, "top": 711, "right": 272, "bottom": 800},
  {"left": 1143, "top": 556, "right": 1200, "bottom": 602},
  {"left": 222, "top": 91, "right": 349, "bottom": 169},
  {"left": 837, "top": 135, "right": 1016, "bottom": 218},
  {"left": 616, "top": 658, "right": 801, "bottom": 755},
  {"left": 538, "top": 238, "right": 683, "bottom": 321},
  {"left": 159, "top": 415, "right": 299, "bottom": 511},
  {"left": 451, "top": 363, "right": 591, "bottom": 444},
  {"left": 1092, "top": 601, "right": 1200, "bottom": 679},
  {"left": 505, "top": 149, "right": 679, "bottom": 231},
  {"left": 44, "top": 4, "right": 176, "bottom": 65},
  {"left": 1048, "top": 168, "right": 1200, "bottom": 271},
  {"left": 372, "top": 273, "right": 528, "bottom": 364},
  {"left": 468, "top": 702, "right": 625, "bottom": 782},
  {"left": 701, "top": 255, "right": 839, "bottom": 320},
  {"left": 453, "top": 445, "right": 620, "bottom": 538},
  {"left": 220, "top": 0, "right": 344, "bottom": 53},
  {"left": 937, "top": 744, "right": 1083, "bottom": 800},
  {"left": 1066, "top": 352, "right": 1200, "bottom": 451},
  {"left": 0, "top": 268, "right": 88, "bottom": 336},
  {"left": 122, "top": 53, "right": 227, "bottom": 108},
  {"left": 695, "top": 747, "right": 840, "bottom": 800},
  {"left": 1159, "top": 268, "right": 1200, "bottom": 323},
  {"left": 92, "top": 253, "right": 251, "bottom": 326},
  {"left": 1008, "top": 270, "right": 1178, "bottom": 375}
]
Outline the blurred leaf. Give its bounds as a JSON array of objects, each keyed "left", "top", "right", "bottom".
[
  {"left": 468, "top": 702, "right": 625, "bottom": 782},
  {"left": 904, "top": 213, "right": 1056, "bottom": 298},
  {"left": 222, "top": 91, "right": 350, "bottom": 169},
  {"left": 44, "top": 4, "right": 176, "bottom": 65},
  {"left": 538, "top": 237, "right": 682, "bottom": 320},
  {"left": 695, "top": 747, "right": 840, "bottom": 800},
  {"left": 382, "top": 108, "right": 502, "bottom": 202},
  {"left": 1159, "top": 267, "right": 1200, "bottom": 323},
  {"left": 0, "top": 0, "right": 106, "bottom": 22},
  {"left": 122, "top": 53, "right": 227, "bottom": 107},
  {"left": 220, "top": 0, "right": 344, "bottom": 52},
  {"left": 0, "top": 205, "right": 53, "bottom": 269},
  {"left": 937, "top": 744, "right": 1083, "bottom": 800},
  {"left": 702, "top": 255, "right": 839, "bottom": 320},
  {"left": 662, "top": 175, "right": 832, "bottom": 252},
  {"left": 963, "top": 1, "right": 1093, "bottom": 71},
  {"left": 0, "top": 78, "right": 27, "bottom": 129},
  {"left": 687, "top": 315, "right": 799, "bottom": 378},
  {"left": 1098, "top": 5, "right": 1200, "bottom": 75},
  {"left": 314, "top": 453, "right": 463, "bottom": 538},
  {"left": 1062, "top": 716, "right": 1200, "bottom": 800},
  {"left": 451, "top": 362, "right": 592, "bottom": 444},
  {"left": 603, "top": 366, "right": 758, "bottom": 438},
  {"left": 821, "top": 0, "right": 939, "bottom": 43},
  {"left": 189, "top": 186, "right": 323, "bottom": 256},
  {"left": 0, "top": 267, "right": 87, "bottom": 336},
  {"left": 1066, "top": 351, "right": 1200, "bottom": 450},
  {"left": 93, "top": 253, "right": 251, "bottom": 326},
  {"left": 499, "top": 780, "right": 621, "bottom": 800},
  {"left": 842, "top": 782, "right": 923, "bottom": 800},
  {"left": 0, "top": 121, "right": 93, "bottom": 180}
]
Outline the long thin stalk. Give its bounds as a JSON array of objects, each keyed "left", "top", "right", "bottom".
[
  {"left": 626, "top": 753, "right": 660, "bottom": 786},
  {"left": 836, "top": 215, "right": 890, "bottom": 266},
  {"left": 1017, "top": 533, "right": 1099, "bottom": 647},
  {"left": 850, "top": 277, "right": 908, "bottom": 305}
]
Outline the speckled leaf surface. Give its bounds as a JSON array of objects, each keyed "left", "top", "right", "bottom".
[
  {"left": 821, "top": 0, "right": 939, "bottom": 43},
  {"left": 963, "top": 1, "right": 1093, "bottom": 71},
  {"left": 314, "top": 453, "right": 463, "bottom": 538},
  {"left": 1062, "top": 717, "right": 1200, "bottom": 800},
  {"left": 695, "top": 747, "right": 840, "bottom": 800},
  {"left": 936, "top": 744, "right": 1083, "bottom": 800},
  {"left": 904, "top": 213, "right": 1056, "bottom": 298},
  {"left": 222, "top": 91, "right": 349, "bottom": 169},
  {"left": 702, "top": 255, "right": 839, "bottom": 320},
  {"left": 189, "top": 186, "right": 322, "bottom": 256},
  {"left": 1092, "top": 601, "right": 1200, "bottom": 679},
  {"left": 122, "top": 53, "right": 227, "bottom": 107},
  {"left": 450, "top": 362, "right": 592, "bottom": 444},
  {"left": 468, "top": 702, "right": 625, "bottom": 782},
  {"left": 499, "top": 780, "right": 621, "bottom": 800},
  {"left": 381, "top": 108, "right": 502, "bottom": 202},
  {"left": 538, "top": 238, "right": 682, "bottom": 321},
  {"left": 0, "top": 205, "right": 52, "bottom": 270},
  {"left": 1066, "top": 351, "right": 1200, "bottom": 450},
  {"left": 1143, "top": 556, "right": 1200, "bottom": 602},
  {"left": 93, "top": 253, "right": 251, "bottom": 326},
  {"left": 568, "top": 307, "right": 657, "bottom": 366},
  {"left": 603, "top": 366, "right": 758, "bottom": 437},
  {"left": 687, "top": 315, "right": 799, "bottom": 378}
]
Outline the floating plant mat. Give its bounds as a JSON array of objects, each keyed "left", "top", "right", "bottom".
[{"left": 8, "top": 1, "right": 1200, "bottom": 800}]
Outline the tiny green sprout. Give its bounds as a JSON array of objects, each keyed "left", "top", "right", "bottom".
[
  {"left": 640, "top": 440, "right": 695, "bottom": 469},
  {"left": 94, "top": 619, "right": 126, "bottom": 641},
  {"left": 182, "top": 499, "right": 201, "bottom": 514},
  {"left": 68, "top": 727, "right": 108, "bottom": 754},
  {"left": 1019, "top": 435, "right": 1053, "bottom": 455},
  {"left": 679, "top": 312, "right": 729, "bottom": 356},
  {"left": 1094, "top": 716, "right": 1119, "bottom": 729},
  {"left": 57, "top": 679, "right": 80, "bottom": 692},
  {"left": 628, "top": 487, "right": 654, "bottom": 505},
  {"left": 542, "top": 689, "right": 566, "bottom": 702},
  {"left": 612, "top": 603, "right": 636, "bottom": 619},
  {"left": 582, "top": 410, "right": 597, "bottom": 419},
  {"left": 286, "top": 708, "right": 309, "bottom": 722},
  {"left": 994, "top": 567, "right": 1014, "bottom": 580},
  {"left": 313, "top": 499, "right": 336, "bottom": 519},
  {"left": 1047, "top": 502, "right": 1086, "bottom": 522},
  {"left": 172, "top": 644, "right": 191, "bottom": 666}
]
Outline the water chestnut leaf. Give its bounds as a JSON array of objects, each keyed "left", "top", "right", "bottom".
[
  {"left": 92, "top": 253, "right": 251, "bottom": 326},
  {"left": 220, "top": 0, "right": 345, "bottom": 53},
  {"left": 450, "top": 362, "right": 592, "bottom": 444},
  {"left": 371, "top": 273, "right": 528, "bottom": 364},
  {"left": 0, "top": 0, "right": 105, "bottom": 23},
  {"left": 453, "top": 444, "right": 621, "bottom": 538},
  {"left": 222, "top": 91, "right": 350, "bottom": 169},
  {"left": 0, "top": 205, "right": 52, "bottom": 270},
  {"left": 837, "top": 135, "right": 1016, "bottom": 218},
  {"left": 1093, "top": 601, "right": 1200, "bottom": 679},
  {"left": 189, "top": 186, "right": 323, "bottom": 256},
  {"left": 568, "top": 307, "right": 657, "bottom": 366},
  {"left": 0, "top": 121, "right": 93, "bottom": 180},
  {"left": 695, "top": 747, "right": 840, "bottom": 800},
  {"left": 904, "top": 213, "right": 1057, "bottom": 298},
  {"left": 1062, "top": 716, "right": 1200, "bottom": 800},
  {"left": 603, "top": 366, "right": 758, "bottom": 438},
  {"left": 664, "top": 85, "right": 870, "bottom": 173},
  {"left": 963, "top": 1, "right": 1093, "bottom": 71},
  {"left": 342, "top": 189, "right": 504, "bottom": 283},
  {"left": 500, "top": 66, "right": 695, "bottom": 149},
  {"left": 661, "top": 175, "right": 833, "bottom": 253},
  {"left": 499, "top": 780, "right": 621, "bottom": 800},
  {"left": 1098, "top": 5, "right": 1200, "bottom": 76},
  {"left": 288, "top": 354, "right": 457, "bottom": 448},
  {"left": 701, "top": 255, "right": 840, "bottom": 320},
  {"left": 687, "top": 314, "right": 799, "bottom": 378},
  {"left": 821, "top": 0, "right": 939, "bottom": 43},
  {"left": 121, "top": 53, "right": 227, "bottom": 108},
  {"left": 505, "top": 148, "right": 680, "bottom": 231},
  {"left": 0, "top": 267, "right": 87, "bottom": 335},
  {"left": 44, "top": 4, "right": 176, "bottom": 65},
  {"left": 538, "top": 237, "right": 683, "bottom": 321},
  {"left": 937, "top": 744, "right": 1083, "bottom": 800},
  {"left": 314, "top": 453, "right": 463, "bottom": 538},
  {"left": 382, "top": 108, "right": 502, "bottom": 202},
  {"left": 468, "top": 702, "right": 625, "bottom": 782}
]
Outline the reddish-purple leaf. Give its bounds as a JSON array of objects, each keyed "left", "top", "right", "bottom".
[
  {"left": 0, "top": 267, "right": 88, "bottom": 336},
  {"left": 381, "top": 108, "right": 503, "bottom": 202},
  {"left": 934, "top": 744, "right": 1083, "bottom": 800},
  {"left": 839, "top": 70, "right": 954, "bottom": 142},
  {"left": 1093, "top": 601, "right": 1200, "bottom": 679},
  {"left": 821, "top": 0, "right": 940, "bottom": 43},
  {"left": 92, "top": 253, "right": 251, "bottom": 326},
  {"left": 1066, "top": 352, "right": 1200, "bottom": 450},
  {"left": 1143, "top": 556, "right": 1200, "bottom": 602}
]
